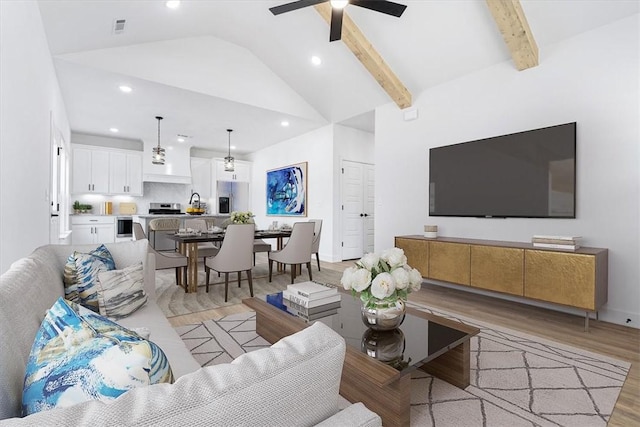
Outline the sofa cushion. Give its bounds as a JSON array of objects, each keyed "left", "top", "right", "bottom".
[
  {"left": 22, "top": 298, "right": 173, "bottom": 416},
  {"left": 96, "top": 262, "right": 147, "bottom": 319},
  {"left": 12, "top": 322, "right": 345, "bottom": 426},
  {"left": 64, "top": 245, "right": 115, "bottom": 312}
]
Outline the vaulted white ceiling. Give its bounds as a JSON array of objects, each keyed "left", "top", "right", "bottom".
[{"left": 37, "top": 0, "right": 639, "bottom": 154}]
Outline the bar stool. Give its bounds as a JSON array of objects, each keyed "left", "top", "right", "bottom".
[{"left": 148, "top": 218, "right": 180, "bottom": 251}]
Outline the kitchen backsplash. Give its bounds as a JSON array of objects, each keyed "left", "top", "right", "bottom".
[{"left": 72, "top": 182, "right": 211, "bottom": 215}]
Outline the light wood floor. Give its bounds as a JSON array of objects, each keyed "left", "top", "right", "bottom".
[{"left": 168, "top": 259, "right": 640, "bottom": 426}]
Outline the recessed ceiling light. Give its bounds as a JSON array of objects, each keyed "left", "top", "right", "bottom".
[
  {"left": 281, "top": 121, "right": 290, "bottom": 127},
  {"left": 166, "top": 1, "right": 180, "bottom": 9},
  {"left": 118, "top": 85, "right": 132, "bottom": 93},
  {"left": 109, "top": 128, "right": 119, "bottom": 133},
  {"left": 330, "top": 1, "right": 348, "bottom": 9},
  {"left": 177, "top": 137, "right": 185, "bottom": 143},
  {"left": 230, "top": 145, "right": 236, "bottom": 150},
  {"left": 311, "top": 55, "right": 322, "bottom": 66}
]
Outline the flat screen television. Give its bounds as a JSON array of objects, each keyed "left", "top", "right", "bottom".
[{"left": 429, "top": 122, "right": 576, "bottom": 218}]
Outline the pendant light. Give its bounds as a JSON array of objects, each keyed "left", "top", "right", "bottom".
[
  {"left": 152, "top": 116, "right": 166, "bottom": 165},
  {"left": 224, "top": 129, "right": 235, "bottom": 172}
]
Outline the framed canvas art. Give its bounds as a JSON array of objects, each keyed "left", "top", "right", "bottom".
[{"left": 266, "top": 162, "right": 307, "bottom": 216}]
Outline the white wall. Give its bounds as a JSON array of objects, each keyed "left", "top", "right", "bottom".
[
  {"left": 0, "top": 1, "right": 70, "bottom": 273},
  {"left": 248, "top": 126, "right": 335, "bottom": 261},
  {"left": 375, "top": 15, "right": 640, "bottom": 326}
]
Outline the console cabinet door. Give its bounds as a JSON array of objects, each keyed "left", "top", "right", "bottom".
[
  {"left": 428, "top": 241, "right": 470, "bottom": 285},
  {"left": 524, "top": 250, "right": 596, "bottom": 310},
  {"left": 395, "top": 237, "right": 429, "bottom": 277},
  {"left": 471, "top": 246, "right": 524, "bottom": 296}
]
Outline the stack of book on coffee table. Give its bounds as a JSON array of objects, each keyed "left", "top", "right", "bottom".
[{"left": 282, "top": 281, "right": 341, "bottom": 322}]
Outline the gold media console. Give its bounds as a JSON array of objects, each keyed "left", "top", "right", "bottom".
[{"left": 395, "top": 236, "right": 608, "bottom": 331}]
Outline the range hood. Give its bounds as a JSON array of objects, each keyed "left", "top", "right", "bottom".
[{"left": 143, "top": 141, "right": 191, "bottom": 184}]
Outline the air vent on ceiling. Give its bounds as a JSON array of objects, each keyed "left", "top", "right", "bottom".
[{"left": 113, "top": 19, "right": 126, "bottom": 35}]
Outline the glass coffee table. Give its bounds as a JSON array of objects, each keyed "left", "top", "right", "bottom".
[{"left": 243, "top": 288, "right": 479, "bottom": 427}]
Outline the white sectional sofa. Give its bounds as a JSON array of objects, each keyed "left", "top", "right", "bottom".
[{"left": 0, "top": 240, "right": 381, "bottom": 426}]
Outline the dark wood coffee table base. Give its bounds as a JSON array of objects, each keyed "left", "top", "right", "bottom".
[{"left": 243, "top": 297, "right": 478, "bottom": 427}]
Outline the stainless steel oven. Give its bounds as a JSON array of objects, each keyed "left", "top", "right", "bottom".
[{"left": 116, "top": 216, "right": 133, "bottom": 237}]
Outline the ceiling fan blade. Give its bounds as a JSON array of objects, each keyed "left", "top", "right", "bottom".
[
  {"left": 349, "top": 0, "right": 407, "bottom": 17},
  {"left": 329, "top": 7, "right": 344, "bottom": 41},
  {"left": 269, "top": 0, "right": 328, "bottom": 15}
]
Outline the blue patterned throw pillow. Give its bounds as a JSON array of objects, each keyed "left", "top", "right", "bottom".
[
  {"left": 63, "top": 244, "right": 115, "bottom": 312},
  {"left": 22, "top": 298, "right": 173, "bottom": 416}
]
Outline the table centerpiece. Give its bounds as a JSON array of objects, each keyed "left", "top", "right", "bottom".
[{"left": 340, "top": 248, "right": 423, "bottom": 330}]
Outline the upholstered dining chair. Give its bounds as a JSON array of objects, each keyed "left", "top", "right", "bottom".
[
  {"left": 184, "top": 218, "right": 220, "bottom": 271},
  {"left": 133, "top": 222, "right": 188, "bottom": 291},
  {"left": 308, "top": 219, "right": 323, "bottom": 271},
  {"left": 268, "top": 222, "right": 315, "bottom": 284},
  {"left": 204, "top": 223, "right": 255, "bottom": 302},
  {"left": 147, "top": 217, "right": 180, "bottom": 251}
]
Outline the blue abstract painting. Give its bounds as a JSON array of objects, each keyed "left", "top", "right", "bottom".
[{"left": 266, "top": 162, "right": 307, "bottom": 216}]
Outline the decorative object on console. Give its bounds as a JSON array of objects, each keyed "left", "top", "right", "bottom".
[
  {"left": 224, "top": 129, "right": 234, "bottom": 172},
  {"left": 266, "top": 162, "right": 307, "bottom": 216},
  {"left": 423, "top": 225, "right": 438, "bottom": 238},
  {"left": 340, "top": 248, "right": 422, "bottom": 330},
  {"left": 230, "top": 210, "right": 254, "bottom": 224},
  {"left": 532, "top": 235, "right": 581, "bottom": 251},
  {"left": 22, "top": 298, "right": 173, "bottom": 416},
  {"left": 152, "top": 116, "right": 166, "bottom": 165}
]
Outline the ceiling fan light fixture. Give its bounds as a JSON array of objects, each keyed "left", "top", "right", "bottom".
[
  {"left": 330, "top": 0, "right": 349, "bottom": 9},
  {"left": 152, "top": 116, "right": 166, "bottom": 165},
  {"left": 224, "top": 129, "right": 235, "bottom": 172}
]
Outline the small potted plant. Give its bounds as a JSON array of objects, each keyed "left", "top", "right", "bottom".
[{"left": 73, "top": 200, "right": 81, "bottom": 214}]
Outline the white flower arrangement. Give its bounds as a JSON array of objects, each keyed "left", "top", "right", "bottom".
[
  {"left": 230, "top": 211, "right": 254, "bottom": 224},
  {"left": 340, "top": 248, "right": 423, "bottom": 308}
]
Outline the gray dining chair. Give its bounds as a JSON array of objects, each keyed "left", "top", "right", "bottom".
[
  {"left": 204, "top": 223, "right": 255, "bottom": 302},
  {"left": 309, "top": 219, "right": 323, "bottom": 271},
  {"left": 268, "top": 222, "right": 315, "bottom": 284},
  {"left": 133, "top": 222, "right": 188, "bottom": 291}
]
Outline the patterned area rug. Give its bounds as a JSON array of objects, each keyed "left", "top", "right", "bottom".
[
  {"left": 156, "top": 261, "right": 344, "bottom": 317},
  {"left": 175, "top": 305, "right": 630, "bottom": 427}
]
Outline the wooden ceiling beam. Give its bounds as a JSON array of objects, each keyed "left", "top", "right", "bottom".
[
  {"left": 485, "top": 0, "right": 539, "bottom": 70},
  {"left": 314, "top": 3, "right": 412, "bottom": 109}
]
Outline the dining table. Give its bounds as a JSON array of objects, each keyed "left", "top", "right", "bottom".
[{"left": 167, "top": 229, "right": 292, "bottom": 293}]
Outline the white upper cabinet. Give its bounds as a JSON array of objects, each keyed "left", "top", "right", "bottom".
[
  {"left": 72, "top": 145, "right": 142, "bottom": 195},
  {"left": 71, "top": 147, "right": 110, "bottom": 194},
  {"left": 214, "top": 159, "right": 251, "bottom": 182},
  {"left": 191, "top": 158, "right": 212, "bottom": 199},
  {"left": 109, "top": 151, "right": 143, "bottom": 196}
]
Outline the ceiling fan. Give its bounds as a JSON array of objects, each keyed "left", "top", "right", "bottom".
[{"left": 269, "top": 0, "right": 407, "bottom": 42}]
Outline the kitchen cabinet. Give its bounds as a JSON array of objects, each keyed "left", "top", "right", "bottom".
[
  {"left": 72, "top": 147, "right": 110, "bottom": 194},
  {"left": 71, "top": 216, "right": 115, "bottom": 245},
  {"left": 215, "top": 159, "right": 250, "bottom": 182},
  {"left": 109, "top": 151, "right": 142, "bottom": 196},
  {"left": 109, "top": 151, "right": 143, "bottom": 196},
  {"left": 191, "top": 158, "right": 212, "bottom": 199}
]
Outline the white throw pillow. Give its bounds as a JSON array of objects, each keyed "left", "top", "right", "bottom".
[{"left": 97, "top": 262, "right": 147, "bottom": 319}]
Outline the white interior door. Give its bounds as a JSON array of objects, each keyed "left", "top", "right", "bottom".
[{"left": 341, "top": 160, "right": 375, "bottom": 260}]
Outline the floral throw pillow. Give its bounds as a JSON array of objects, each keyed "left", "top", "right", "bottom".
[
  {"left": 97, "top": 262, "right": 147, "bottom": 319},
  {"left": 22, "top": 298, "right": 173, "bottom": 416},
  {"left": 63, "top": 244, "right": 115, "bottom": 312}
]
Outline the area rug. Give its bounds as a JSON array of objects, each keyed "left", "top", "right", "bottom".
[
  {"left": 156, "top": 262, "right": 344, "bottom": 317},
  {"left": 175, "top": 305, "right": 630, "bottom": 427}
]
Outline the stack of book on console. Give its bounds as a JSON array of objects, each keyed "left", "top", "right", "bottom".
[
  {"left": 282, "top": 281, "right": 341, "bottom": 322},
  {"left": 531, "top": 235, "right": 582, "bottom": 251}
]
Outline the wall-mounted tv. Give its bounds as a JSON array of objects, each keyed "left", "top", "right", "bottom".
[{"left": 429, "top": 122, "right": 576, "bottom": 218}]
